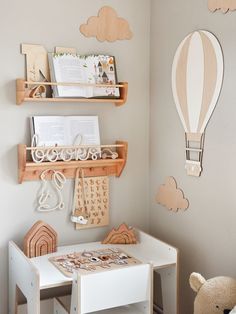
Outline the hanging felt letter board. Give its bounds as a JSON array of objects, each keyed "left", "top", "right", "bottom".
[{"left": 71, "top": 169, "right": 109, "bottom": 230}]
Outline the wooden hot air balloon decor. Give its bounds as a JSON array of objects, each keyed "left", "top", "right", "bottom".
[{"left": 172, "top": 30, "right": 224, "bottom": 177}]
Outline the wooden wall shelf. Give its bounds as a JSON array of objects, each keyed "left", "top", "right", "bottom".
[
  {"left": 16, "top": 79, "right": 128, "bottom": 106},
  {"left": 18, "top": 141, "right": 128, "bottom": 183}
]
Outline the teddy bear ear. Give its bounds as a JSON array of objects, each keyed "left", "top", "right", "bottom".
[{"left": 189, "top": 272, "right": 206, "bottom": 292}]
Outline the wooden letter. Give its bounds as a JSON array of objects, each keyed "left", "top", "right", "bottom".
[{"left": 21, "top": 44, "right": 50, "bottom": 82}]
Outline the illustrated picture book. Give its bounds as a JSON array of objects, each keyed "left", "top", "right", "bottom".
[{"left": 48, "top": 53, "right": 120, "bottom": 98}]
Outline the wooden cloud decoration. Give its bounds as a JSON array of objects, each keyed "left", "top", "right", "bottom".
[
  {"left": 102, "top": 223, "right": 137, "bottom": 244},
  {"left": 23, "top": 220, "right": 58, "bottom": 258},
  {"left": 172, "top": 30, "right": 224, "bottom": 177},
  {"left": 156, "top": 177, "right": 189, "bottom": 212},
  {"left": 208, "top": 0, "right": 236, "bottom": 12},
  {"left": 80, "top": 6, "right": 133, "bottom": 42}
]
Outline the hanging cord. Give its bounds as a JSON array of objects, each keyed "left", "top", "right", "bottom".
[
  {"left": 37, "top": 169, "right": 66, "bottom": 212},
  {"left": 73, "top": 133, "right": 83, "bottom": 145},
  {"left": 31, "top": 133, "right": 84, "bottom": 163},
  {"left": 31, "top": 134, "right": 43, "bottom": 163},
  {"left": 71, "top": 168, "right": 89, "bottom": 224}
]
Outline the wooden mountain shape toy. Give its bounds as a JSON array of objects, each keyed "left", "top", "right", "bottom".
[
  {"left": 102, "top": 223, "right": 137, "bottom": 244},
  {"left": 23, "top": 220, "right": 58, "bottom": 258}
]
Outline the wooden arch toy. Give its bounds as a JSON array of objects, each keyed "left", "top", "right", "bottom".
[{"left": 23, "top": 220, "right": 57, "bottom": 258}]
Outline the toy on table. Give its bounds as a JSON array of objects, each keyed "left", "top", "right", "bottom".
[
  {"left": 102, "top": 223, "right": 137, "bottom": 244},
  {"left": 190, "top": 272, "right": 236, "bottom": 314},
  {"left": 24, "top": 220, "right": 57, "bottom": 258},
  {"left": 49, "top": 247, "right": 141, "bottom": 277}
]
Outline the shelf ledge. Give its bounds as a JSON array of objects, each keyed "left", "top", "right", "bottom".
[
  {"left": 16, "top": 79, "right": 128, "bottom": 106},
  {"left": 18, "top": 141, "right": 128, "bottom": 183}
]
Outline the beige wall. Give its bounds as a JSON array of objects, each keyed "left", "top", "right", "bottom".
[
  {"left": 0, "top": 0, "right": 150, "bottom": 312},
  {"left": 150, "top": 0, "right": 236, "bottom": 313},
  {"left": 3, "top": 1, "right": 234, "bottom": 313}
]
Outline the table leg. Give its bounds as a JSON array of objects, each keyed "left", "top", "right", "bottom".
[
  {"left": 155, "top": 265, "right": 178, "bottom": 314},
  {"left": 8, "top": 280, "right": 17, "bottom": 314}
]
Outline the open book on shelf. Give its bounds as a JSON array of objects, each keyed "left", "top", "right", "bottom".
[
  {"left": 48, "top": 53, "right": 120, "bottom": 98},
  {"left": 30, "top": 115, "right": 100, "bottom": 147}
]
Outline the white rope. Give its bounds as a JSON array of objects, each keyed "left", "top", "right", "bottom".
[
  {"left": 71, "top": 168, "right": 89, "bottom": 225},
  {"left": 37, "top": 169, "right": 66, "bottom": 212},
  {"left": 30, "top": 133, "right": 103, "bottom": 163}
]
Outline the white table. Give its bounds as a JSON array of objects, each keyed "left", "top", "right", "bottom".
[{"left": 9, "top": 229, "right": 179, "bottom": 314}]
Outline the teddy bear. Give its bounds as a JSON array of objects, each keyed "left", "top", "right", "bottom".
[{"left": 189, "top": 272, "right": 236, "bottom": 314}]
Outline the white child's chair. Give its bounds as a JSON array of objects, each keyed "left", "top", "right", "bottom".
[
  {"left": 54, "top": 263, "right": 153, "bottom": 314},
  {"left": 230, "top": 307, "right": 236, "bottom": 314}
]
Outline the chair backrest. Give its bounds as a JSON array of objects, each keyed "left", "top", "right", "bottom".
[{"left": 70, "top": 263, "right": 153, "bottom": 314}]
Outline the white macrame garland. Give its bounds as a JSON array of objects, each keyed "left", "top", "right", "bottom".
[
  {"left": 37, "top": 169, "right": 66, "bottom": 212},
  {"left": 30, "top": 134, "right": 118, "bottom": 163}
]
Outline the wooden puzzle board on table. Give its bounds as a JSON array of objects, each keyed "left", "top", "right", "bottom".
[{"left": 49, "top": 247, "right": 141, "bottom": 277}]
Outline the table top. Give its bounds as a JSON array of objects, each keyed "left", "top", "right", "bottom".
[{"left": 30, "top": 230, "right": 178, "bottom": 290}]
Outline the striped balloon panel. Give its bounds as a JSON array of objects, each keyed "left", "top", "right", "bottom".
[{"left": 172, "top": 30, "right": 224, "bottom": 136}]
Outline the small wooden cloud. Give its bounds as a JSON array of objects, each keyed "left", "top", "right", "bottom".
[
  {"left": 80, "top": 6, "right": 133, "bottom": 42},
  {"left": 102, "top": 223, "right": 137, "bottom": 244},
  {"left": 208, "top": 0, "right": 236, "bottom": 12},
  {"left": 156, "top": 177, "right": 189, "bottom": 213},
  {"left": 23, "top": 220, "right": 58, "bottom": 258}
]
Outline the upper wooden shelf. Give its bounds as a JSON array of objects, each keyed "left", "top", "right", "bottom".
[
  {"left": 16, "top": 79, "right": 128, "bottom": 106},
  {"left": 18, "top": 141, "right": 128, "bottom": 183}
]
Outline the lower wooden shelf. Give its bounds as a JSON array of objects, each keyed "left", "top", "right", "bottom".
[
  {"left": 18, "top": 141, "right": 128, "bottom": 183},
  {"left": 19, "top": 300, "right": 147, "bottom": 314},
  {"left": 55, "top": 296, "right": 150, "bottom": 314}
]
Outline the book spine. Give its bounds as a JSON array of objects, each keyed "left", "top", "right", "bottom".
[{"left": 48, "top": 53, "right": 59, "bottom": 97}]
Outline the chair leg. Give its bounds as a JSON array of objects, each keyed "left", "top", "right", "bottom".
[
  {"left": 9, "top": 282, "right": 17, "bottom": 314},
  {"left": 70, "top": 273, "right": 81, "bottom": 314},
  {"left": 26, "top": 298, "right": 40, "bottom": 314},
  {"left": 53, "top": 298, "right": 68, "bottom": 314},
  {"left": 157, "top": 266, "right": 178, "bottom": 314}
]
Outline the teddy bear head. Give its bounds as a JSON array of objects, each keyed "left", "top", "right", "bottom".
[{"left": 189, "top": 272, "right": 236, "bottom": 314}]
